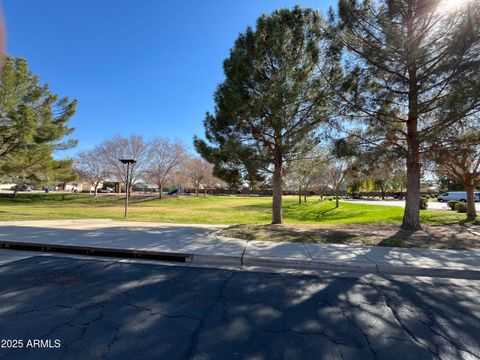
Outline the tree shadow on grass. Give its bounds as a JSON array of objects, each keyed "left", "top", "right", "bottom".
[
  {"left": 223, "top": 224, "right": 360, "bottom": 245},
  {"left": 458, "top": 219, "right": 480, "bottom": 226},
  {"left": 377, "top": 229, "right": 419, "bottom": 248},
  {"left": 320, "top": 230, "right": 359, "bottom": 244},
  {"left": 229, "top": 204, "right": 272, "bottom": 212},
  {"left": 315, "top": 206, "right": 338, "bottom": 220},
  {"left": 279, "top": 207, "right": 338, "bottom": 222},
  {"left": 376, "top": 227, "right": 475, "bottom": 249}
]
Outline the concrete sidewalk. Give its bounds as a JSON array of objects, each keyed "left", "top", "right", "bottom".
[
  {"left": 342, "top": 198, "right": 480, "bottom": 211},
  {"left": 0, "top": 220, "right": 479, "bottom": 279}
]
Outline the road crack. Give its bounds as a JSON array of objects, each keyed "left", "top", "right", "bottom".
[{"left": 181, "top": 270, "right": 235, "bottom": 359}]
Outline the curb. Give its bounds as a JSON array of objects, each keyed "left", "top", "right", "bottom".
[
  {"left": 1, "top": 239, "right": 480, "bottom": 280},
  {"left": 243, "top": 255, "right": 480, "bottom": 279},
  {"left": 242, "top": 256, "right": 377, "bottom": 273},
  {"left": 191, "top": 254, "right": 242, "bottom": 267},
  {"left": 375, "top": 264, "right": 480, "bottom": 279},
  {"left": 243, "top": 256, "right": 480, "bottom": 279}
]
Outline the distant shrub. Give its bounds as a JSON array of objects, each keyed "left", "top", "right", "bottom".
[
  {"left": 447, "top": 200, "right": 459, "bottom": 210},
  {"left": 455, "top": 202, "right": 467, "bottom": 213},
  {"left": 419, "top": 197, "right": 428, "bottom": 210}
]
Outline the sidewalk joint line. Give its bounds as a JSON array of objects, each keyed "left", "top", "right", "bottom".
[
  {"left": 302, "top": 243, "right": 313, "bottom": 260},
  {"left": 357, "top": 250, "right": 377, "bottom": 265}
]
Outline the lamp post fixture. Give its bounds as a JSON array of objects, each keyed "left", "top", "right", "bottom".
[{"left": 119, "top": 159, "right": 136, "bottom": 219}]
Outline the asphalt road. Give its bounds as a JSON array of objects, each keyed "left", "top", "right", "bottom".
[{"left": 0, "top": 257, "right": 479, "bottom": 360}]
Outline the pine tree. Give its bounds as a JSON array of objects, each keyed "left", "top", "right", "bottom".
[
  {"left": 428, "top": 117, "right": 480, "bottom": 220},
  {"left": 327, "top": 0, "right": 480, "bottom": 229},
  {"left": 0, "top": 56, "right": 77, "bottom": 158},
  {"left": 194, "top": 7, "right": 333, "bottom": 224},
  {"left": 1, "top": 145, "right": 76, "bottom": 198},
  {"left": 0, "top": 56, "right": 77, "bottom": 195}
]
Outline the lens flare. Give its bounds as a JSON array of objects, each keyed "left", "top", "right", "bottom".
[{"left": 438, "top": 0, "right": 470, "bottom": 14}]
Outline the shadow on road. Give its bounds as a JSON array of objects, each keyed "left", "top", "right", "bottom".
[{"left": 0, "top": 249, "right": 478, "bottom": 359}]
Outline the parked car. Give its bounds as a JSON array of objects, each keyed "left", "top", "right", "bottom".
[
  {"left": 437, "top": 191, "right": 480, "bottom": 203},
  {"left": 10, "top": 185, "right": 32, "bottom": 192},
  {"left": 99, "top": 187, "right": 114, "bottom": 193}
]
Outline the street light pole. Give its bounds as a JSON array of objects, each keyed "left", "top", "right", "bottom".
[
  {"left": 119, "top": 159, "right": 136, "bottom": 219},
  {"left": 125, "top": 162, "right": 130, "bottom": 218}
]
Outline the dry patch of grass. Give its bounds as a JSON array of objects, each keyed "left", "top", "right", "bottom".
[{"left": 221, "top": 223, "right": 480, "bottom": 250}]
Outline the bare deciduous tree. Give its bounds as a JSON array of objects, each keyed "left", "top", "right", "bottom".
[
  {"left": 327, "top": 161, "right": 348, "bottom": 208},
  {"left": 98, "top": 135, "right": 152, "bottom": 195},
  {"left": 146, "top": 138, "right": 186, "bottom": 199},
  {"left": 76, "top": 146, "right": 110, "bottom": 198},
  {"left": 202, "top": 171, "right": 227, "bottom": 196},
  {"left": 184, "top": 158, "right": 214, "bottom": 197},
  {"left": 285, "top": 153, "right": 329, "bottom": 204},
  {"left": 371, "top": 160, "right": 404, "bottom": 200}
]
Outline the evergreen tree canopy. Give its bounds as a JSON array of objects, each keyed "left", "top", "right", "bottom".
[
  {"left": 0, "top": 56, "right": 77, "bottom": 159},
  {"left": 0, "top": 56, "right": 77, "bottom": 195},
  {"left": 428, "top": 116, "right": 480, "bottom": 220},
  {"left": 326, "top": 0, "right": 480, "bottom": 229},
  {"left": 0, "top": 144, "right": 77, "bottom": 197},
  {"left": 194, "top": 6, "right": 334, "bottom": 223}
]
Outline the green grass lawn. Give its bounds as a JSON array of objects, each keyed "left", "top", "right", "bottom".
[{"left": 0, "top": 193, "right": 472, "bottom": 225}]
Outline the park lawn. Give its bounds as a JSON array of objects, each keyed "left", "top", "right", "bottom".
[{"left": 0, "top": 193, "right": 472, "bottom": 225}]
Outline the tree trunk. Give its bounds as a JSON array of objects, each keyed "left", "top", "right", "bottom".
[
  {"left": 272, "top": 161, "right": 283, "bottom": 224},
  {"left": 12, "top": 185, "right": 18, "bottom": 199},
  {"left": 402, "top": 54, "right": 421, "bottom": 230},
  {"left": 94, "top": 185, "right": 98, "bottom": 199},
  {"left": 158, "top": 183, "right": 163, "bottom": 199},
  {"left": 195, "top": 186, "right": 199, "bottom": 197},
  {"left": 298, "top": 191, "right": 302, "bottom": 204},
  {"left": 335, "top": 189, "right": 339, "bottom": 208},
  {"left": 304, "top": 193, "right": 307, "bottom": 203},
  {"left": 402, "top": 135, "right": 421, "bottom": 230},
  {"left": 465, "top": 185, "right": 477, "bottom": 220}
]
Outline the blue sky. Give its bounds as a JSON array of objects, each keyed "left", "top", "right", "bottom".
[{"left": 3, "top": 0, "right": 336, "bottom": 158}]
